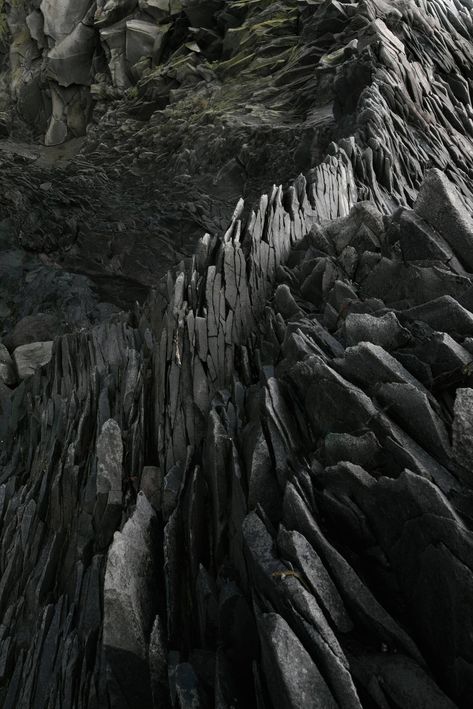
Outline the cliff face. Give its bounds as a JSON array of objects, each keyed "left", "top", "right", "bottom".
[{"left": 2, "top": 1, "right": 473, "bottom": 708}]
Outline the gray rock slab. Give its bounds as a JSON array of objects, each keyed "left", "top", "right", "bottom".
[
  {"left": 452, "top": 388, "right": 473, "bottom": 470},
  {"left": 415, "top": 169, "right": 473, "bottom": 271},
  {"left": 344, "top": 311, "right": 408, "bottom": 349},
  {"left": 258, "top": 612, "right": 338, "bottom": 709},
  {"left": 13, "top": 341, "right": 53, "bottom": 379},
  {"left": 402, "top": 296, "right": 473, "bottom": 336}
]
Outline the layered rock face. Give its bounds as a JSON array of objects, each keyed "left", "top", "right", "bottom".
[
  {"left": 1, "top": 0, "right": 187, "bottom": 144},
  {"left": 2, "top": 1, "right": 473, "bottom": 708}
]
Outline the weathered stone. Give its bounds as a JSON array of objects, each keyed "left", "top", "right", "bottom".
[
  {"left": 103, "top": 492, "right": 156, "bottom": 708},
  {"left": 415, "top": 169, "right": 473, "bottom": 271},
  {"left": 402, "top": 296, "right": 473, "bottom": 336},
  {"left": 40, "top": 0, "right": 92, "bottom": 40},
  {"left": 126, "top": 20, "right": 162, "bottom": 67},
  {"left": 334, "top": 342, "right": 431, "bottom": 400},
  {"left": 399, "top": 208, "right": 466, "bottom": 274},
  {"left": 0, "top": 344, "right": 16, "bottom": 387},
  {"left": 452, "top": 388, "right": 473, "bottom": 470},
  {"left": 46, "top": 23, "right": 96, "bottom": 87},
  {"left": 376, "top": 382, "right": 451, "bottom": 460},
  {"left": 13, "top": 341, "right": 53, "bottom": 379},
  {"left": 344, "top": 311, "right": 408, "bottom": 349}
]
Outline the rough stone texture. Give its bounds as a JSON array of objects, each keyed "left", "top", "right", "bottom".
[
  {"left": 103, "top": 492, "right": 157, "bottom": 708},
  {"left": 12, "top": 340, "right": 53, "bottom": 378},
  {"left": 2, "top": 1, "right": 473, "bottom": 708},
  {"left": 0, "top": 343, "right": 15, "bottom": 386},
  {"left": 415, "top": 170, "right": 473, "bottom": 272},
  {"left": 452, "top": 388, "right": 473, "bottom": 471},
  {"left": 344, "top": 312, "right": 408, "bottom": 350}
]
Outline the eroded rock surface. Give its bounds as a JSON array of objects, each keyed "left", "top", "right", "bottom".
[{"left": 2, "top": 1, "right": 473, "bottom": 708}]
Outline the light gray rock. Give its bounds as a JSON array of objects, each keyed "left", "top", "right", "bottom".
[
  {"left": 403, "top": 296, "right": 473, "bottom": 336},
  {"left": 44, "top": 86, "right": 69, "bottom": 146},
  {"left": 452, "top": 388, "right": 473, "bottom": 470},
  {"left": 94, "top": 0, "right": 138, "bottom": 27},
  {"left": 344, "top": 311, "right": 408, "bottom": 349},
  {"left": 0, "top": 344, "right": 16, "bottom": 386},
  {"left": 40, "top": 0, "right": 92, "bottom": 41},
  {"left": 46, "top": 22, "right": 96, "bottom": 87},
  {"left": 126, "top": 19, "right": 162, "bottom": 67},
  {"left": 94, "top": 418, "right": 123, "bottom": 547},
  {"left": 334, "top": 342, "right": 431, "bottom": 400},
  {"left": 376, "top": 382, "right": 451, "bottom": 460},
  {"left": 100, "top": 20, "right": 131, "bottom": 89},
  {"left": 26, "top": 10, "right": 47, "bottom": 50},
  {"left": 97, "top": 418, "right": 123, "bottom": 495},
  {"left": 324, "top": 201, "right": 385, "bottom": 255},
  {"left": 103, "top": 492, "right": 156, "bottom": 705},
  {"left": 415, "top": 169, "right": 473, "bottom": 272},
  {"left": 277, "top": 527, "right": 353, "bottom": 633},
  {"left": 13, "top": 341, "right": 53, "bottom": 379},
  {"left": 140, "top": 465, "right": 162, "bottom": 510},
  {"left": 399, "top": 208, "right": 466, "bottom": 274},
  {"left": 258, "top": 612, "right": 338, "bottom": 709}
]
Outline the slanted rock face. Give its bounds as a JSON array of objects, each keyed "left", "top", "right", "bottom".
[
  {"left": 12, "top": 340, "right": 53, "bottom": 378},
  {"left": 103, "top": 492, "right": 157, "bottom": 708},
  {"left": 452, "top": 388, "right": 473, "bottom": 471},
  {"left": 0, "top": 342, "right": 15, "bottom": 385},
  {"left": 40, "top": 0, "right": 92, "bottom": 40}
]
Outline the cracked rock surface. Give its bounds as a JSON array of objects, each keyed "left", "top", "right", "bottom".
[{"left": 2, "top": 0, "right": 473, "bottom": 708}]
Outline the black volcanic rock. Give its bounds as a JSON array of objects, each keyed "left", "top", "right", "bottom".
[{"left": 2, "top": 1, "right": 473, "bottom": 708}]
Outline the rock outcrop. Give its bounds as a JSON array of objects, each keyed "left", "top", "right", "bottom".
[{"left": 2, "top": 1, "right": 473, "bottom": 708}]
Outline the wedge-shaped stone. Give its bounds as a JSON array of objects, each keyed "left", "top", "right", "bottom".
[
  {"left": 344, "top": 311, "right": 408, "bottom": 349},
  {"left": 258, "top": 612, "right": 338, "bottom": 709},
  {"left": 13, "top": 341, "right": 53, "bottom": 379},
  {"left": 415, "top": 169, "right": 473, "bottom": 271},
  {"left": 403, "top": 296, "right": 473, "bottom": 336}
]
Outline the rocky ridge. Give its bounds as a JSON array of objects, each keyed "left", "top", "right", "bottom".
[
  {"left": 2, "top": 0, "right": 473, "bottom": 708},
  {"left": 3, "top": 0, "right": 473, "bottom": 340}
]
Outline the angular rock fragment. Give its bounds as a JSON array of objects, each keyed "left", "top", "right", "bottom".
[
  {"left": 324, "top": 431, "right": 382, "bottom": 468},
  {"left": 452, "top": 388, "right": 473, "bottom": 471},
  {"left": 258, "top": 612, "right": 338, "bottom": 709},
  {"left": 415, "top": 169, "right": 473, "bottom": 271},
  {"left": 399, "top": 208, "right": 466, "bottom": 274},
  {"left": 344, "top": 311, "right": 408, "bottom": 349},
  {"left": 103, "top": 492, "right": 157, "bottom": 708},
  {"left": 403, "top": 296, "right": 473, "bottom": 337},
  {"left": 13, "top": 341, "right": 53, "bottom": 379},
  {"left": 0, "top": 344, "right": 15, "bottom": 387}
]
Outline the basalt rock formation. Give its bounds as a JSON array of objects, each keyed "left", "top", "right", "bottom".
[{"left": 2, "top": 1, "right": 473, "bottom": 708}]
